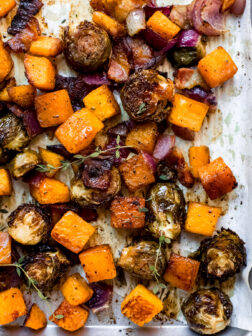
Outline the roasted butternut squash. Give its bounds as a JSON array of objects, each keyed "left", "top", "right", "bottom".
[
  {"left": 163, "top": 253, "right": 200, "bottom": 291},
  {"left": 189, "top": 146, "right": 210, "bottom": 178},
  {"left": 222, "top": 0, "right": 235, "bottom": 11},
  {"left": 0, "top": 169, "right": 12, "bottom": 196},
  {"left": 39, "top": 147, "right": 64, "bottom": 178},
  {"left": 198, "top": 157, "right": 237, "bottom": 200},
  {"left": 198, "top": 47, "right": 238, "bottom": 88},
  {"left": 0, "top": 232, "right": 11, "bottom": 264},
  {"left": 0, "top": 77, "right": 16, "bottom": 102},
  {"left": 147, "top": 11, "right": 180, "bottom": 41},
  {"left": 35, "top": 89, "right": 73, "bottom": 127},
  {"left": 79, "top": 244, "right": 116, "bottom": 283},
  {"left": 0, "top": 288, "right": 27, "bottom": 325},
  {"left": 0, "top": 37, "right": 13, "bottom": 83},
  {"left": 93, "top": 11, "right": 126, "bottom": 38},
  {"left": 61, "top": 273, "right": 93, "bottom": 305},
  {"left": 7, "top": 85, "right": 36, "bottom": 108},
  {"left": 29, "top": 36, "right": 63, "bottom": 57},
  {"left": 24, "top": 304, "right": 47, "bottom": 330},
  {"left": 55, "top": 108, "right": 104, "bottom": 154},
  {"left": 121, "top": 284, "right": 163, "bottom": 326},
  {"left": 0, "top": 0, "right": 16, "bottom": 18}
]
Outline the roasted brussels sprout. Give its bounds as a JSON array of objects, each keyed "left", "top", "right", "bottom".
[
  {"left": 23, "top": 247, "right": 70, "bottom": 290},
  {"left": 195, "top": 228, "right": 246, "bottom": 281},
  {"left": 0, "top": 146, "right": 12, "bottom": 164},
  {"left": 170, "top": 41, "right": 206, "bottom": 68},
  {"left": 63, "top": 21, "right": 112, "bottom": 72},
  {"left": 157, "top": 160, "right": 177, "bottom": 183},
  {"left": 148, "top": 183, "right": 186, "bottom": 240},
  {"left": 8, "top": 204, "right": 51, "bottom": 245},
  {"left": 0, "top": 113, "right": 30, "bottom": 151},
  {"left": 9, "top": 150, "right": 39, "bottom": 179},
  {"left": 182, "top": 288, "right": 233, "bottom": 335},
  {"left": 121, "top": 69, "right": 174, "bottom": 122},
  {"left": 71, "top": 167, "right": 121, "bottom": 207},
  {"left": 118, "top": 241, "right": 166, "bottom": 280}
]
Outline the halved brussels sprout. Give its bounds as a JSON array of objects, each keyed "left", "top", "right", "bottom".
[
  {"left": 9, "top": 150, "right": 40, "bottom": 179},
  {"left": 0, "top": 113, "right": 30, "bottom": 151},
  {"left": 8, "top": 204, "right": 51, "bottom": 245},
  {"left": 170, "top": 40, "right": 206, "bottom": 68},
  {"left": 195, "top": 228, "right": 246, "bottom": 281},
  {"left": 118, "top": 241, "right": 166, "bottom": 280},
  {"left": 71, "top": 167, "right": 121, "bottom": 207},
  {"left": 182, "top": 288, "right": 233, "bottom": 335},
  {"left": 148, "top": 183, "right": 186, "bottom": 240}
]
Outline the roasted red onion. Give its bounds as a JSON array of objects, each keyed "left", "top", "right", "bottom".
[
  {"left": 153, "top": 135, "right": 175, "bottom": 161},
  {"left": 183, "top": 86, "right": 217, "bottom": 106},
  {"left": 46, "top": 144, "right": 72, "bottom": 159},
  {"left": 126, "top": 9, "right": 146, "bottom": 36},
  {"left": 107, "top": 120, "right": 136, "bottom": 137},
  {"left": 231, "top": 0, "right": 246, "bottom": 15},
  {"left": 104, "top": 137, "right": 131, "bottom": 166},
  {"left": 177, "top": 29, "right": 200, "bottom": 48},
  {"left": 172, "top": 125, "right": 195, "bottom": 141},
  {"left": 142, "top": 152, "right": 157, "bottom": 173},
  {"left": 145, "top": 5, "right": 171, "bottom": 19},
  {"left": 86, "top": 282, "right": 113, "bottom": 314},
  {"left": 23, "top": 109, "right": 43, "bottom": 138},
  {"left": 142, "top": 28, "right": 177, "bottom": 51},
  {"left": 78, "top": 208, "right": 98, "bottom": 222}
]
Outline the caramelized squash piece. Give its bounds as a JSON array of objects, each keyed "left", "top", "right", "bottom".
[
  {"left": 39, "top": 147, "right": 64, "bottom": 178},
  {"left": 93, "top": 11, "right": 126, "bottom": 38},
  {"left": 8, "top": 85, "right": 36, "bottom": 108},
  {"left": 29, "top": 36, "right": 63, "bottom": 57},
  {"left": 0, "top": 169, "right": 12, "bottom": 196},
  {"left": 0, "top": 288, "right": 27, "bottom": 325},
  {"left": 222, "top": 0, "right": 235, "bottom": 11},
  {"left": 0, "top": 77, "right": 16, "bottom": 102},
  {"left": 189, "top": 146, "right": 210, "bottom": 178},
  {"left": 61, "top": 273, "right": 93, "bottom": 305},
  {"left": 147, "top": 11, "right": 180, "bottom": 41},
  {"left": 0, "top": 232, "right": 11, "bottom": 264},
  {"left": 24, "top": 304, "right": 47, "bottom": 330},
  {"left": 0, "top": 37, "right": 13, "bottom": 83},
  {"left": 0, "top": 0, "right": 16, "bottom": 18}
]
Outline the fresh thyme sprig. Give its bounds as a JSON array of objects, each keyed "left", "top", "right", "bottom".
[
  {"left": 36, "top": 135, "right": 131, "bottom": 173},
  {"left": 136, "top": 102, "right": 146, "bottom": 116}
]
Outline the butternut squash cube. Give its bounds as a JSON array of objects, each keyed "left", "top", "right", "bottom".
[
  {"left": 110, "top": 196, "right": 146, "bottom": 229},
  {"left": 55, "top": 108, "right": 104, "bottom": 154},
  {"left": 0, "top": 37, "right": 13, "bottom": 83},
  {"left": 198, "top": 47, "right": 238, "bottom": 88},
  {"left": 222, "top": 0, "right": 235, "bottom": 11},
  {"left": 83, "top": 85, "right": 120, "bottom": 121},
  {"left": 35, "top": 90, "right": 73, "bottom": 127},
  {"left": 0, "top": 0, "right": 16, "bottom": 18},
  {"left": 30, "top": 177, "right": 70, "bottom": 204},
  {"left": 93, "top": 11, "right": 126, "bottom": 38},
  {"left": 0, "top": 232, "right": 11, "bottom": 264},
  {"left": 24, "top": 304, "right": 47, "bottom": 330},
  {"left": 198, "top": 157, "right": 237, "bottom": 200},
  {"left": 121, "top": 284, "right": 163, "bottom": 326},
  {"left": 24, "top": 54, "right": 56, "bottom": 90},
  {"left": 7, "top": 85, "right": 36, "bottom": 108},
  {"left": 119, "top": 153, "right": 155, "bottom": 192},
  {"left": 61, "top": 273, "right": 93, "bottom": 305},
  {"left": 29, "top": 36, "right": 63, "bottom": 57},
  {"left": 0, "top": 288, "right": 27, "bottom": 325},
  {"left": 168, "top": 93, "right": 209, "bottom": 132},
  {"left": 125, "top": 122, "right": 158, "bottom": 154},
  {"left": 163, "top": 253, "right": 200, "bottom": 291},
  {"left": 39, "top": 147, "right": 64, "bottom": 178},
  {"left": 79, "top": 244, "right": 116, "bottom": 283},
  {"left": 49, "top": 300, "right": 89, "bottom": 332},
  {"left": 51, "top": 211, "right": 95, "bottom": 253},
  {"left": 147, "top": 11, "right": 180, "bottom": 41},
  {"left": 0, "top": 169, "right": 12, "bottom": 196},
  {"left": 0, "top": 77, "right": 16, "bottom": 102},
  {"left": 189, "top": 146, "right": 210, "bottom": 178},
  {"left": 185, "top": 202, "right": 221, "bottom": 236}
]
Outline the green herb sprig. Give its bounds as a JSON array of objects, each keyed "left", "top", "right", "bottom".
[{"left": 136, "top": 102, "right": 146, "bottom": 116}]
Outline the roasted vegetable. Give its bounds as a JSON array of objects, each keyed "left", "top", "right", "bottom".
[
  {"left": 118, "top": 241, "right": 166, "bottom": 279},
  {"left": 0, "top": 146, "right": 13, "bottom": 165},
  {"left": 121, "top": 69, "right": 174, "bottom": 122},
  {"left": 189, "top": 146, "right": 210, "bottom": 178},
  {"left": 92, "top": 11, "right": 126, "bottom": 38},
  {"left": 182, "top": 288, "right": 233, "bottom": 335},
  {"left": 171, "top": 46, "right": 205, "bottom": 68},
  {"left": 70, "top": 167, "right": 121, "bottom": 207},
  {"left": 61, "top": 273, "right": 93, "bottom": 305},
  {"left": 0, "top": 113, "right": 30, "bottom": 151},
  {"left": 39, "top": 147, "right": 64, "bottom": 178},
  {"left": 7, "top": 85, "right": 36, "bottom": 108},
  {"left": 0, "top": 232, "right": 12, "bottom": 264},
  {"left": 121, "top": 284, "right": 163, "bottom": 327},
  {"left": 63, "top": 21, "right": 112, "bottom": 72},
  {"left": 147, "top": 11, "right": 181, "bottom": 41},
  {"left": 0, "top": 77, "right": 16, "bottom": 102},
  {"left": 102, "top": 0, "right": 146, "bottom": 22},
  {"left": 0, "top": 288, "right": 27, "bottom": 325},
  {"left": 9, "top": 150, "right": 39, "bottom": 179},
  {"left": 29, "top": 36, "right": 63, "bottom": 57},
  {"left": 156, "top": 160, "right": 177, "bottom": 183},
  {"left": 0, "top": 168, "right": 12, "bottom": 196},
  {"left": 24, "top": 304, "right": 47, "bottom": 330},
  {"left": 0, "top": 37, "right": 13, "bottom": 83},
  {"left": 0, "top": 0, "right": 16, "bottom": 18},
  {"left": 82, "top": 158, "right": 113, "bottom": 191},
  {"left": 23, "top": 247, "right": 70, "bottom": 290},
  {"left": 148, "top": 183, "right": 186, "bottom": 240},
  {"left": 79, "top": 244, "right": 117, "bottom": 283},
  {"left": 195, "top": 228, "right": 246, "bottom": 281}
]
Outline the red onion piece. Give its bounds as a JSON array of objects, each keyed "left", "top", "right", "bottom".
[
  {"left": 24, "top": 171, "right": 44, "bottom": 186},
  {"left": 145, "top": 5, "right": 171, "bottom": 19},
  {"left": 172, "top": 125, "right": 195, "bottom": 141},
  {"left": 142, "top": 152, "right": 157, "bottom": 173},
  {"left": 104, "top": 137, "right": 131, "bottom": 166},
  {"left": 46, "top": 144, "right": 72, "bottom": 159},
  {"left": 78, "top": 208, "right": 98, "bottom": 222},
  {"left": 23, "top": 109, "right": 43, "bottom": 138},
  {"left": 183, "top": 86, "right": 217, "bottom": 106},
  {"left": 177, "top": 29, "right": 200, "bottom": 48},
  {"left": 153, "top": 135, "right": 176, "bottom": 161},
  {"left": 142, "top": 28, "right": 177, "bottom": 51},
  {"left": 126, "top": 9, "right": 146, "bottom": 36},
  {"left": 231, "top": 0, "right": 246, "bottom": 15},
  {"left": 107, "top": 120, "right": 136, "bottom": 137},
  {"left": 86, "top": 282, "right": 113, "bottom": 314},
  {"left": 82, "top": 72, "right": 111, "bottom": 86}
]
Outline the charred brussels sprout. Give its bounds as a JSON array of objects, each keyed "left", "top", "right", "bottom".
[
  {"left": 118, "top": 241, "right": 166, "bottom": 280},
  {"left": 0, "top": 113, "right": 29, "bottom": 151},
  {"left": 170, "top": 41, "right": 206, "bottom": 68},
  {"left": 182, "top": 288, "right": 233, "bottom": 335},
  {"left": 63, "top": 21, "right": 112, "bottom": 72},
  {"left": 9, "top": 150, "right": 39, "bottom": 179},
  {"left": 195, "top": 228, "right": 246, "bottom": 282},
  {"left": 121, "top": 69, "right": 174, "bottom": 122},
  {"left": 71, "top": 167, "right": 121, "bottom": 207},
  {"left": 8, "top": 204, "right": 51, "bottom": 245},
  {"left": 157, "top": 161, "right": 177, "bottom": 183},
  {"left": 23, "top": 248, "right": 70, "bottom": 290},
  {"left": 148, "top": 183, "right": 186, "bottom": 240}
]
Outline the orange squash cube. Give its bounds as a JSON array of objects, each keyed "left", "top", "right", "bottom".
[
  {"left": 7, "top": 85, "right": 36, "bottom": 108},
  {"left": 168, "top": 93, "right": 209, "bottom": 132},
  {"left": 51, "top": 211, "right": 95, "bottom": 253},
  {"left": 79, "top": 244, "right": 116, "bottom": 283},
  {"left": 198, "top": 47, "right": 238, "bottom": 88},
  {"left": 163, "top": 253, "right": 200, "bottom": 291},
  {"left": 0, "top": 232, "right": 11, "bottom": 264},
  {"left": 222, "top": 0, "right": 235, "bottom": 11},
  {"left": 24, "top": 54, "right": 56, "bottom": 90},
  {"left": 35, "top": 90, "right": 73, "bottom": 127},
  {"left": 49, "top": 300, "right": 89, "bottom": 332},
  {"left": 0, "top": 37, "right": 13, "bottom": 83},
  {"left": 119, "top": 153, "right": 155, "bottom": 192},
  {"left": 29, "top": 36, "right": 63, "bottom": 57},
  {"left": 83, "top": 85, "right": 120, "bottom": 121},
  {"left": 55, "top": 108, "right": 104, "bottom": 154},
  {"left": 198, "top": 157, "right": 237, "bottom": 200},
  {"left": 110, "top": 196, "right": 146, "bottom": 229},
  {"left": 0, "top": 288, "right": 27, "bottom": 325},
  {"left": 24, "top": 304, "right": 47, "bottom": 330},
  {"left": 147, "top": 11, "right": 180, "bottom": 41},
  {"left": 0, "top": 0, "right": 16, "bottom": 18},
  {"left": 93, "top": 11, "right": 126, "bottom": 38},
  {"left": 61, "top": 273, "right": 93, "bottom": 305},
  {"left": 185, "top": 202, "right": 222, "bottom": 236},
  {"left": 39, "top": 147, "right": 64, "bottom": 178},
  {"left": 121, "top": 284, "right": 163, "bottom": 326},
  {"left": 0, "top": 169, "right": 12, "bottom": 196},
  {"left": 189, "top": 146, "right": 210, "bottom": 178}
]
